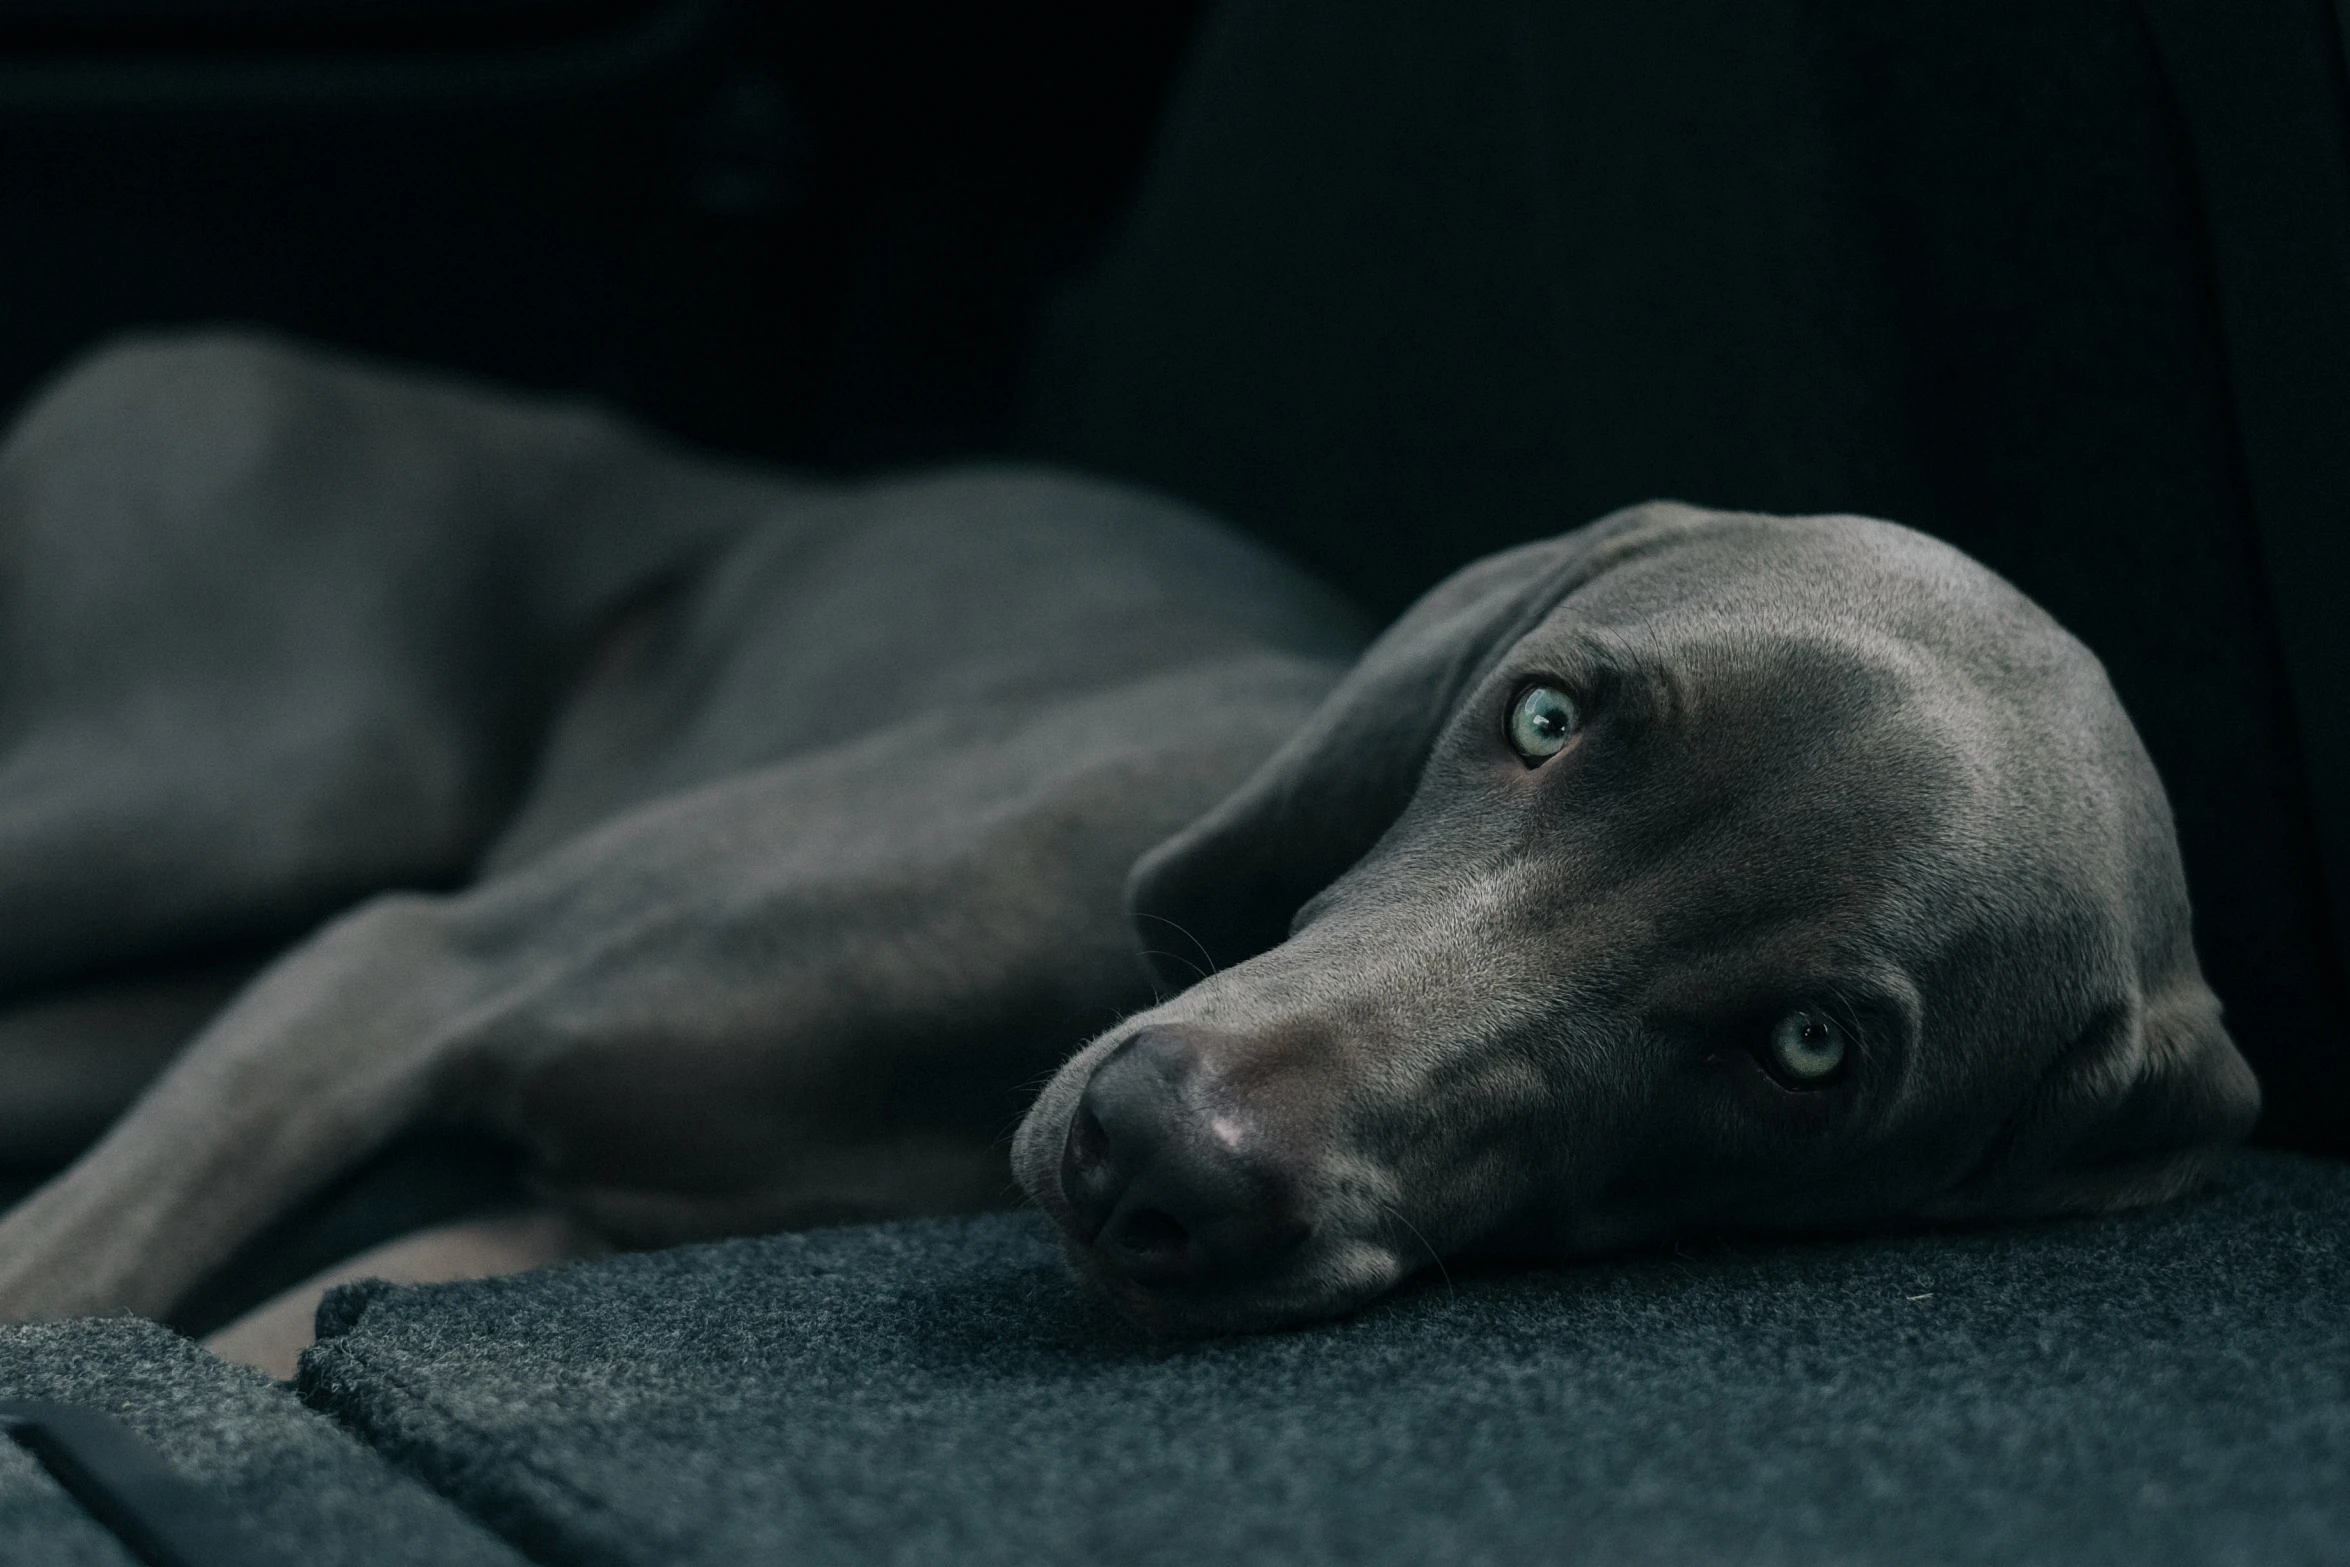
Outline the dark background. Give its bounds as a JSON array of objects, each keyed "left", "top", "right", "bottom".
[
  {"left": 0, "top": 0, "right": 1199, "bottom": 466},
  {"left": 3, "top": 0, "right": 2346, "bottom": 1205}
]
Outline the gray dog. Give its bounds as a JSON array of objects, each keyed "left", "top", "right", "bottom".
[{"left": 0, "top": 332, "right": 2258, "bottom": 1338}]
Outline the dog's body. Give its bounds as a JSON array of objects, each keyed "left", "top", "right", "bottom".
[{"left": 0, "top": 334, "right": 2259, "bottom": 1333}]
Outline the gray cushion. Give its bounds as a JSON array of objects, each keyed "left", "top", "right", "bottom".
[
  {"left": 0, "top": 1316, "right": 526, "bottom": 1565},
  {"left": 299, "top": 1148, "right": 2350, "bottom": 1566}
]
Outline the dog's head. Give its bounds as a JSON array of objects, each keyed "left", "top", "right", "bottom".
[{"left": 1013, "top": 503, "right": 2259, "bottom": 1335}]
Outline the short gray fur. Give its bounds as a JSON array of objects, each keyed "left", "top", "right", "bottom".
[
  {"left": 297, "top": 1147, "right": 2350, "bottom": 1567},
  {"left": 0, "top": 330, "right": 1366, "bottom": 1323},
  {"left": 0, "top": 1318, "right": 525, "bottom": 1566},
  {"left": 0, "top": 329, "right": 2264, "bottom": 1345}
]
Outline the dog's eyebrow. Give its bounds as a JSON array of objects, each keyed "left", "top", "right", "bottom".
[{"left": 1494, "top": 623, "right": 1624, "bottom": 672}]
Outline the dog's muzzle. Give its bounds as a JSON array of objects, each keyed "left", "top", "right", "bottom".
[{"left": 1054, "top": 1027, "right": 1327, "bottom": 1319}]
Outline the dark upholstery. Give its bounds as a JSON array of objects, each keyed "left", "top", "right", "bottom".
[
  {"left": 290, "top": 1149, "right": 2350, "bottom": 1565},
  {"left": 0, "top": 1317, "right": 525, "bottom": 1564}
]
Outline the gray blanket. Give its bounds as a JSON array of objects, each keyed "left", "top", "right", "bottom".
[
  {"left": 286, "top": 1147, "right": 2350, "bottom": 1566},
  {"left": 0, "top": 1317, "right": 523, "bottom": 1565}
]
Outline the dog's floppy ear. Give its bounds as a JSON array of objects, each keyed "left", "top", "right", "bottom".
[
  {"left": 1925, "top": 971, "right": 2261, "bottom": 1219},
  {"left": 1127, "top": 502, "right": 1707, "bottom": 990}
]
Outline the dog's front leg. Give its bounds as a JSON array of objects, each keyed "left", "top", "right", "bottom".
[{"left": 0, "top": 895, "right": 492, "bottom": 1323}]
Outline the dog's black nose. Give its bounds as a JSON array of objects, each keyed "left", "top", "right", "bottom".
[{"left": 1059, "top": 1027, "right": 1310, "bottom": 1291}]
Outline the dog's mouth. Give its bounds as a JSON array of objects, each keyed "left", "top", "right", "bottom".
[{"left": 1014, "top": 1025, "right": 1414, "bottom": 1336}]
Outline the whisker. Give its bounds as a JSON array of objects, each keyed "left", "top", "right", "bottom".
[
  {"left": 1378, "top": 1199, "right": 1454, "bottom": 1303},
  {"left": 1136, "top": 948, "right": 1210, "bottom": 991},
  {"left": 1133, "top": 912, "right": 1220, "bottom": 979}
]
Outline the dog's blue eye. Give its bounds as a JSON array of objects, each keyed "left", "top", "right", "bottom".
[
  {"left": 1508, "top": 685, "right": 1579, "bottom": 762},
  {"left": 1768, "top": 1009, "right": 1847, "bottom": 1084}
]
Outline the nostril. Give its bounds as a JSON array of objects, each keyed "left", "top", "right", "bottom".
[
  {"left": 1067, "top": 1102, "right": 1109, "bottom": 1171},
  {"left": 1059, "top": 1102, "right": 1122, "bottom": 1241},
  {"left": 1062, "top": 1031, "right": 1195, "bottom": 1241},
  {"left": 1103, "top": 1205, "right": 1192, "bottom": 1283}
]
